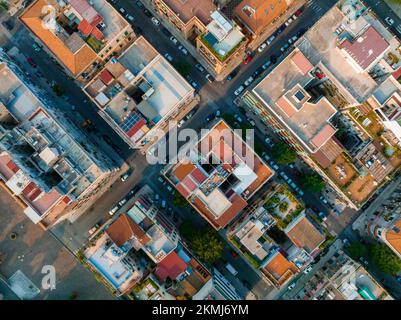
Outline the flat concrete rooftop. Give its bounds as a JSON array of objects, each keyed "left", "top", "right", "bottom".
[
  {"left": 253, "top": 50, "right": 337, "bottom": 152},
  {"left": 297, "top": 5, "right": 379, "bottom": 102}
]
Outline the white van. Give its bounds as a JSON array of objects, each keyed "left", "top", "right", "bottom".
[{"left": 225, "top": 263, "right": 238, "bottom": 276}]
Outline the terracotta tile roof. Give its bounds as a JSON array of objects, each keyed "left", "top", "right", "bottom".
[
  {"left": 21, "top": 0, "right": 98, "bottom": 76},
  {"left": 173, "top": 162, "right": 196, "bottom": 181},
  {"left": 341, "top": 26, "right": 390, "bottom": 70},
  {"left": 106, "top": 213, "right": 150, "bottom": 247},
  {"left": 261, "top": 251, "right": 299, "bottom": 285},
  {"left": 235, "top": 0, "right": 290, "bottom": 35},
  {"left": 155, "top": 251, "right": 187, "bottom": 282},
  {"left": 215, "top": 194, "right": 248, "bottom": 228},
  {"left": 285, "top": 215, "right": 325, "bottom": 254},
  {"left": 191, "top": 168, "right": 207, "bottom": 184},
  {"left": 78, "top": 19, "right": 93, "bottom": 37},
  {"left": 385, "top": 219, "right": 401, "bottom": 257},
  {"left": 176, "top": 183, "right": 191, "bottom": 198}
]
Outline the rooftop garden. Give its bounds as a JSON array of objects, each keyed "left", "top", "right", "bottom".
[
  {"left": 199, "top": 33, "right": 245, "bottom": 63},
  {"left": 87, "top": 35, "right": 104, "bottom": 53},
  {"left": 263, "top": 185, "right": 305, "bottom": 229}
]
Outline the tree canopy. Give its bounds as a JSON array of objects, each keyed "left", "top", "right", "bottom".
[
  {"left": 190, "top": 230, "right": 224, "bottom": 264},
  {"left": 271, "top": 142, "right": 297, "bottom": 165},
  {"left": 369, "top": 244, "right": 401, "bottom": 275},
  {"left": 300, "top": 173, "right": 325, "bottom": 192}
]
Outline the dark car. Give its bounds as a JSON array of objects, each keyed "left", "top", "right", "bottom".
[
  {"left": 143, "top": 9, "right": 152, "bottom": 17},
  {"left": 2, "top": 20, "right": 13, "bottom": 31},
  {"left": 227, "top": 69, "right": 238, "bottom": 81},
  {"left": 242, "top": 280, "right": 252, "bottom": 289},
  {"left": 161, "top": 27, "right": 170, "bottom": 37},
  {"left": 270, "top": 54, "right": 277, "bottom": 64},
  {"left": 136, "top": 0, "right": 143, "bottom": 8}
]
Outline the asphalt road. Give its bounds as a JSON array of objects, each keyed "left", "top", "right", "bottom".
[{"left": 362, "top": 0, "right": 401, "bottom": 39}]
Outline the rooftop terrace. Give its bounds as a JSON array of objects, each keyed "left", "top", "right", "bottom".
[
  {"left": 162, "top": 0, "right": 216, "bottom": 25},
  {"left": 253, "top": 50, "right": 338, "bottom": 153},
  {"left": 21, "top": 0, "right": 129, "bottom": 76},
  {"left": 165, "top": 120, "right": 273, "bottom": 229},
  {"left": 85, "top": 37, "right": 194, "bottom": 144}
]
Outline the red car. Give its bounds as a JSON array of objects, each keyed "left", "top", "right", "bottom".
[
  {"left": 295, "top": 8, "right": 303, "bottom": 17},
  {"left": 244, "top": 55, "right": 253, "bottom": 65},
  {"left": 27, "top": 57, "right": 36, "bottom": 68}
]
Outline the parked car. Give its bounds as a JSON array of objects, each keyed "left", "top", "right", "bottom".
[
  {"left": 27, "top": 57, "right": 36, "bottom": 68},
  {"left": 227, "top": 70, "right": 238, "bottom": 81},
  {"left": 32, "top": 42, "right": 42, "bottom": 52},
  {"left": 270, "top": 54, "right": 277, "bottom": 64},
  {"left": 234, "top": 114, "right": 243, "bottom": 123},
  {"left": 170, "top": 36, "right": 178, "bottom": 45},
  {"left": 266, "top": 35, "right": 275, "bottom": 45},
  {"left": 385, "top": 17, "right": 394, "bottom": 26},
  {"left": 143, "top": 9, "right": 152, "bottom": 17},
  {"left": 288, "top": 35, "right": 298, "bottom": 44},
  {"left": 396, "top": 24, "right": 401, "bottom": 34},
  {"left": 262, "top": 61, "right": 272, "bottom": 70},
  {"left": 359, "top": 257, "right": 369, "bottom": 266},
  {"left": 244, "top": 76, "right": 254, "bottom": 86},
  {"left": 177, "top": 119, "right": 185, "bottom": 128},
  {"left": 287, "top": 282, "right": 296, "bottom": 290},
  {"left": 225, "top": 263, "right": 238, "bottom": 276},
  {"left": 118, "top": 198, "right": 127, "bottom": 206},
  {"left": 258, "top": 43, "right": 267, "bottom": 53},
  {"left": 164, "top": 53, "right": 173, "bottom": 62},
  {"left": 342, "top": 238, "right": 350, "bottom": 247},
  {"left": 126, "top": 14, "right": 135, "bottom": 22},
  {"left": 119, "top": 7, "right": 125, "bottom": 14},
  {"left": 303, "top": 266, "right": 313, "bottom": 274},
  {"left": 151, "top": 17, "right": 160, "bottom": 26},
  {"left": 120, "top": 172, "right": 130, "bottom": 182},
  {"left": 178, "top": 45, "right": 188, "bottom": 55},
  {"left": 161, "top": 27, "right": 170, "bottom": 37},
  {"left": 1, "top": 20, "right": 13, "bottom": 31},
  {"left": 280, "top": 43, "right": 290, "bottom": 52},
  {"left": 319, "top": 195, "right": 329, "bottom": 204},
  {"left": 234, "top": 85, "right": 245, "bottom": 96},
  {"left": 109, "top": 205, "right": 119, "bottom": 216},
  {"left": 190, "top": 80, "right": 198, "bottom": 89},
  {"left": 206, "top": 73, "right": 214, "bottom": 83},
  {"left": 243, "top": 54, "right": 253, "bottom": 65},
  {"left": 195, "top": 63, "right": 205, "bottom": 73},
  {"left": 136, "top": 0, "right": 143, "bottom": 8},
  {"left": 318, "top": 211, "right": 328, "bottom": 221}
]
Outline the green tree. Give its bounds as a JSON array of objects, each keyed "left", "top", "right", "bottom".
[
  {"left": 369, "top": 244, "right": 401, "bottom": 274},
  {"left": 347, "top": 242, "right": 368, "bottom": 260},
  {"left": 191, "top": 230, "right": 224, "bottom": 264},
  {"left": 172, "top": 61, "right": 192, "bottom": 77},
  {"left": 271, "top": 142, "right": 297, "bottom": 165},
  {"left": 173, "top": 192, "right": 188, "bottom": 207},
  {"left": 300, "top": 173, "right": 325, "bottom": 192},
  {"left": 279, "top": 201, "right": 289, "bottom": 213}
]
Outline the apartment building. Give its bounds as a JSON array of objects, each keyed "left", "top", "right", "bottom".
[
  {"left": 20, "top": 0, "right": 135, "bottom": 82},
  {"left": 234, "top": 0, "right": 306, "bottom": 48},
  {"left": 192, "top": 268, "right": 242, "bottom": 300},
  {"left": 84, "top": 36, "right": 198, "bottom": 151},
  {"left": 85, "top": 185, "right": 219, "bottom": 299},
  {"left": 240, "top": 0, "right": 401, "bottom": 208},
  {"left": 164, "top": 120, "right": 273, "bottom": 230},
  {"left": 0, "top": 53, "right": 117, "bottom": 229},
  {"left": 148, "top": 0, "right": 247, "bottom": 80},
  {"left": 298, "top": 250, "right": 393, "bottom": 300}
]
